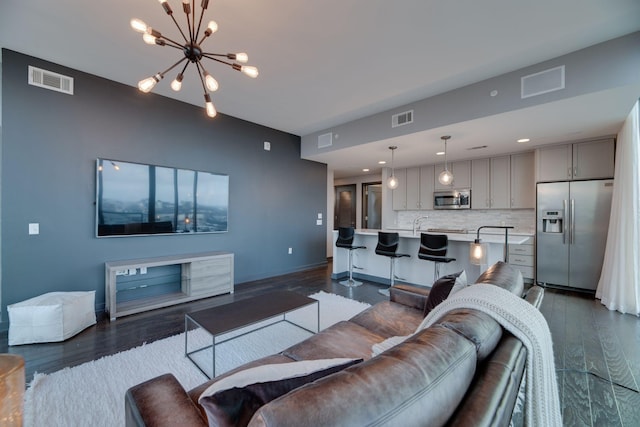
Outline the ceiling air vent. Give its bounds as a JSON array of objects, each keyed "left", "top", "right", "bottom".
[
  {"left": 392, "top": 110, "right": 413, "bottom": 128},
  {"left": 521, "top": 65, "right": 564, "bottom": 99},
  {"left": 28, "top": 66, "right": 74, "bottom": 95},
  {"left": 317, "top": 132, "right": 333, "bottom": 149}
]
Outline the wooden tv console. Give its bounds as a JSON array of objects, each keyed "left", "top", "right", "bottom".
[{"left": 105, "top": 251, "right": 234, "bottom": 321}]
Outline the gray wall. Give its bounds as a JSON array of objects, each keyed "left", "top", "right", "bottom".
[{"left": 0, "top": 49, "right": 327, "bottom": 328}]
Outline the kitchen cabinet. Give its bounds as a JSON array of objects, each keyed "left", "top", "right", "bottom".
[
  {"left": 393, "top": 165, "right": 434, "bottom": 210},
  {"left": 391, "top": 168, "right": 408, "bottom": 210},
  {"left": 536, "top": 138, "right": 614, "bottom": 182},
  {"left": 434, "top": 160, "right": 471, "bottom": 190},
  {"left": 471, "top": 156, "right": 510, "bottom": 209},
  {"left": 472, "top": 153, "right": 534, "bottom": 209},
  {"left": 508, "top": 236, "right": 535, "bottom": 283},
  {"left": 510, "top": 151, "right": 535, "bottom": 208}
]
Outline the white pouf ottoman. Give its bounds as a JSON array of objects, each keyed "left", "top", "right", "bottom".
[{"left": 7, "top": 291, "right": 96, "bottom": 346}]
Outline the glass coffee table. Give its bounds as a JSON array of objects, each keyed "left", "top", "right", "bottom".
[{"left": 185, "top": 290, "right": 319, "bottom": 378}]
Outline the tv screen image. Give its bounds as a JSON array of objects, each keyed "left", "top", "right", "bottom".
[{"left": 96, "top": 159, "right": 229, "bottom": 237}]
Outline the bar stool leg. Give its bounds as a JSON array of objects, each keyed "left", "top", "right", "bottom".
[
  {"left": 433, "top": 262, "right": 441, "bottom": 282},
  {"left": 378, "top": 257, "right": 395, "bottom": 296},
  {"left": 339, "top": 249, "right": 362, "bottom": 287}
]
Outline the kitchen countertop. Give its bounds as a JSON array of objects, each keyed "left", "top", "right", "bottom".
[{"left": 352, "top": 228, "right": 532, "bottom": 244}]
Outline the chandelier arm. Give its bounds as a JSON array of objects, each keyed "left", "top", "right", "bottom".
[
  {"left": 178, "top": 61, "right": 190, "bottom": 76},
  {"left": 157, "top": 34, "right": 187, "bottom": 49},
  {"left": 183, "top": 8, "right": 194, "bottom": 44},
  {"left": 195, "top": 2, "right": 206, "bottom": 39},
  {"left": 160, "top": 40, "right": 185, "bottom": 50},
  {"left": 159, "top": 57, "right": 190, "bottom": 77},
  {"left": 169, "top": 13, "right": 190, "bottom": 44},
  {"left": 195, "top": 61, "right": 209, "bottom": 94},
  {"left": 201, "top": 54, "right": 234, "bottom": 67}
]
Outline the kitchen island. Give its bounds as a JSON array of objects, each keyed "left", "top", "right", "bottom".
[{"left": 332, "top": 229, "right": 531, "bottom": 288}]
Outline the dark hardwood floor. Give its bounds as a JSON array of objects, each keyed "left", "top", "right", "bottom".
[{"left": 2, "top": 262, "right": 638, "bottom": 426}]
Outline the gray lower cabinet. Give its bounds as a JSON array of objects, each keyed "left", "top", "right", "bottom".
[{"left": 508, "top": 237, "right": 535, "bottom": 283}]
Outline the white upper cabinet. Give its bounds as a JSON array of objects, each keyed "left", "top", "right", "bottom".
[
  {"left": 490, "top": 156, "right": 511, "bottom": 209},
  {"left": 510, "top": 151, "right": 535, "bottom": 208},
  {"left": 471, "top": 158, "right": 490, "bottom": 209},
  {"left": 391, "top": 168, "right": 408, "bottom": 210},
  {"left": 536, "top": 139, "right": 614, "bottom": 182},
  {"left": 394, "top": 165, "right": 434, "bottom": 210},
  {"left": 419, "top": 165, "right": 435, "bottom": 210},
  {"left": 471, "top": 152, "right": 534, "bottom": 209},
  {"left": 572, "top": 139, "right": 615, "bottom": 180}
]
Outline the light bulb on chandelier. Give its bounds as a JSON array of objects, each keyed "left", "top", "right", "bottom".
[
  {"left": 438, "top": 135, "right": 454, "bottom": 186},
  {"left": 131, "top": 0, "right": 259, "bottom": 118}
]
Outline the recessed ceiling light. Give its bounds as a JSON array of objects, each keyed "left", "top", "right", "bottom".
[
  {"left": 517, "top": 138, "right": 530, "bottom": 143},
  {"left": 378, "top": 160, "right": 386, "bottom": 165},
  {"left": 362, "top": 168, "right": 370, "bottom": 172},
  {"left": 436, "top": 151, "right": 445, "bottom": 156}
]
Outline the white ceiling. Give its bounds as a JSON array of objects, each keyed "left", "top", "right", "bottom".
[{"left": 1, "top": 0, "right": 639, "bottom": 177}]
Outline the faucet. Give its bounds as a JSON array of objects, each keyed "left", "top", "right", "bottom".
[{"left": 412, "top": 216, "right": 429, "bottom": 236}]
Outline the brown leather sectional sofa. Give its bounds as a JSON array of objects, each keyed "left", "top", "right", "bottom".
[{"left": 125, "top": 261, "right": 544, "bottom": 426}]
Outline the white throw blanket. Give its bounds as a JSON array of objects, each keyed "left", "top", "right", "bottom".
[{"left": 418, "top": 284, "right": 562, "bottom": 427}]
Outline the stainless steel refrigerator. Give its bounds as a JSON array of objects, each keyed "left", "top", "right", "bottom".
[{"left": 536, "top": 180, "right": 613, "bottom": 291}]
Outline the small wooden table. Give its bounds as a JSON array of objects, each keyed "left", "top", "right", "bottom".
[{"left": 185, "top": 291, "right": 319, "bottom": 378}]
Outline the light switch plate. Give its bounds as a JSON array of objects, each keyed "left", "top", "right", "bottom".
[
  {"left": 264, "top": 141, "right": 271, "bottom": 151},
  {"left": 28, "top": 223, "right": 40, "bottom": 235},
  {"left": 316, "top": 219, "right": 322, "bottom": 225}
]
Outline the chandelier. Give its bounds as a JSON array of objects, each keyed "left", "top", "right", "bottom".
[{"left": 131, "top": 0, "right": 259, "bottom": 118}]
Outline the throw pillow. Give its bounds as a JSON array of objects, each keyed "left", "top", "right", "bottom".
[
  {"left": 449, "top": 270, "right": 468, "bottom": 295},
  {"left": 423, "top": 271, "right": 465, "bottom": 317},
  {"left": 199, "top": 358, "right": 361, "bottom": 427}
]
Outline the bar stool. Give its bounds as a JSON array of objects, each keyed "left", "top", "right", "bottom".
[
  {"left": 418, "top": 233, "right": 456, "bottom": 282},
  {"left": 375, "top": 232, "right": 410, "bottom": 296},
  {"left": 336, "top": 227, "right": 367, "bottom": 287}
]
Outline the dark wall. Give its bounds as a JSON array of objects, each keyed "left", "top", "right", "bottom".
[{"left": 0, "top": 49, "right": 327, "bottom": 327}]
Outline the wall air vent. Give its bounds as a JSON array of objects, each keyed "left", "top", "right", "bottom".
[
  {"left": 521, "top": 65, "right": 564, "bottom": 99},
  {"left": 392, "top": 110, "right": 413, "bottom": 128},
  {"left": 28, "top": 66, "right": 74, "bottom": 95},
  {"left": 317, "top": 132, "right": 333, "bottom": 149}
]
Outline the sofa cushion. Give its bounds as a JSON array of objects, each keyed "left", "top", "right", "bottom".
[
  {"left": 126, "top": 374, "right": 208, "bottom": 427},
  {"left": 249, "top": 327, "right": 477, "bottom": 427},
  {"left": 199, "top": 358, "right": 361, "bottom": 427},
  {"left": 282, "top": 321, "right": 384, "bottom": 361},
  {"left": 433, "top": 309, "right": 503, "bottom": 361},
  {"left": 349, "top": 301, "right": 423, "bottom": 338},
  {"left": 423, "top": 271, "right": 465, "bottom": 316},
  {"left": 474, "top": 261, "right": 524, "bottom": 296}
]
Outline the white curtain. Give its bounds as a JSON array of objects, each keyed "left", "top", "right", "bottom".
[{"left": 596, "top": 100, "right": 640, "bottom": 315}]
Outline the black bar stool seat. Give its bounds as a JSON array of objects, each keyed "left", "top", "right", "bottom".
[{"left": 418, "top": 233, "right": 456, "bottom": 282}]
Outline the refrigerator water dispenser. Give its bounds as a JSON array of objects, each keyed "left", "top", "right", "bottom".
[{"left": 542, "top": 211, "right": 563, "bottom": 233}]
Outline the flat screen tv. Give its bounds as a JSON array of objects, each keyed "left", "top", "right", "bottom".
[{"left": 96, "top": 159, "right": 229, "bottom": 237}]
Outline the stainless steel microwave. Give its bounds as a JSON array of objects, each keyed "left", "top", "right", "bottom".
[{"left": 433, "top": 189, "right": 471, "bottom": 210}]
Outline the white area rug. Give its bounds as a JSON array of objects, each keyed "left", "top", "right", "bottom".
[{"left": 23, "top": 291, "right": 370, "bottom": 427}]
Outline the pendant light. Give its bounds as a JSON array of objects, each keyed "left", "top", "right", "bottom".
[
  {"left": 387, "top": 146, "right": 399, "bottom": 189},
  {"left": 438, "top": 135, "right": 454, "bottom": 186}
]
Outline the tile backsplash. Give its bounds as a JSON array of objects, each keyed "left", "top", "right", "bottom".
[{"left": 395, "top": 209, "right": 535, "bottom": 234}]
